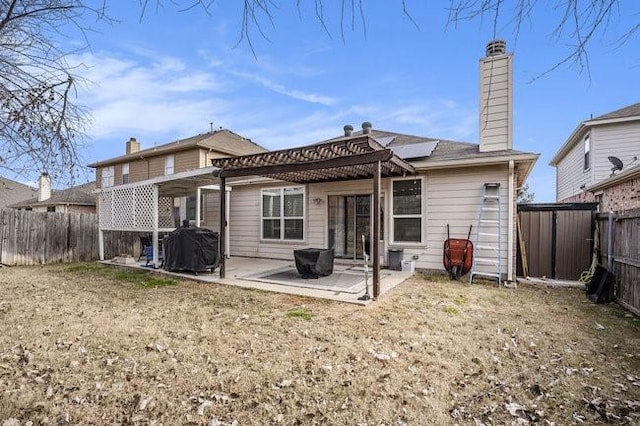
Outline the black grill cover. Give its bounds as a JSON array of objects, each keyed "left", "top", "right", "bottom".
[
  {"left": 163, "top": 226, "right": 219, "bottom": 273},
  {"left": 294, "top": 248, "right": 334, "bottom": 279}
]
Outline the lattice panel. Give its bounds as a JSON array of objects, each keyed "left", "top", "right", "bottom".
[
  {"left": 98, "top": 191, "right": 113, "bottom": 229},
  {"left": 158, "top": 197, "right": 174, "bottom": 228},
  {"left": 131, "top": 185, "right": 155, "bottom": 230},
  {"left": 113, "top": 187, "right": 136, "bottom": 230}
]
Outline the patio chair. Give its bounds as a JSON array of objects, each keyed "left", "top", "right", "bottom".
[{"left": 138, "top": 235, "right": 152, "bottom": 262}]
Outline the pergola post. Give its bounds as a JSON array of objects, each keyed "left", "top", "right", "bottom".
[
  {"left": 152, "top": 185, "right": 159, "bottom": 267},
  {"left": 98, "top": 229, "right": 105, "bottom": 261},
  {"left": 372, "top": 160, "right": 381, "bottom": 298},
  {"left": 219, "top": 177, "right": 226, "bottom": 278},
  {"left": 195, "top": 187, "right": 202, "bottom": 227}
]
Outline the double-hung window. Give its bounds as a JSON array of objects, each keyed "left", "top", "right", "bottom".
[
  {"left": 122, "top": 163, "right": 130, "bottom": 184},
  {"left": 101, "top": 166, "right": 114, "bottom": 188},
  {"left": 165, "top": 155, "right": 174, "bottom": 175},
  {"left": 262, "top": 187, "right": 304, "bottom": 240},
  {"left": 392, "top": 178, "right": 422, "bottom": 243}
]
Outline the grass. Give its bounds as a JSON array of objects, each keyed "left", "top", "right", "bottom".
[
  {"left": 66, "top": 262, "right": 177, "bottom": 288},
  {"left": 0, "top": 263, "right": 638, "bottom": 425},
  {"left": 286, "top": 308, "right": 314, "bottom": 320}
]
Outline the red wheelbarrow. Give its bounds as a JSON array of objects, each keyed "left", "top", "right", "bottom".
[{"left": 443, "top": 224, "right": 474, "bottom": 280}]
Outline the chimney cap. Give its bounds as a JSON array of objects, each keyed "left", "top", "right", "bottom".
[
  {"left": 361, "top": 121, "right": 372, "bottom": 134},
  {"left": 129, "top": 137, "right": 137, "bottom": 141},
  {"left": 486, "top": 40, "right": 506, "bottom": 57}
]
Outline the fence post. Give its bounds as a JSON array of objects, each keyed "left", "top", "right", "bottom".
[{"left": 606, "top": 211, "right": 615, "bottom": 272}]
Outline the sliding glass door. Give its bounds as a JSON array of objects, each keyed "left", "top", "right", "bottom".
[{"left": 328, "top": 194, "right": 383, "bottom": 260}]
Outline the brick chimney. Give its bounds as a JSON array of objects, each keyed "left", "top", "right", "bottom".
[
  {"left": 479, "top": 40, "right": 513, "bottom": 152},
  {"left": 126, "top": 137, "right": 140, "bottom": 154},
  {"left": 38, "top": 172, "right": 51, "bottom": 202}
]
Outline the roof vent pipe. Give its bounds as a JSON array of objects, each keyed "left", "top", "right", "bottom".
[
  {"left": 486, "top": 40, "right": 506, "bottom": 57},
  {"left": 344, "top": 124, "right": 354, "bottom": 137},
  {"left": 362, "top": 121, "right": 372, "bottom": 134}
]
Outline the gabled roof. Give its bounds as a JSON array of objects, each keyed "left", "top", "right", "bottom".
[
  {"left": 0, "top": 177, "right": 37, "bottom": 209},
  {"left": 550, "top": 102, "right": 640, "bottom": 166},
  {"left": 9, "top": 181, "right": 96, "bottom": 208},
  {"left": 325, "top": 129, "right": 538, "bottom": 185},
  {"left": 88, "top": 129, "right": 267, "bottom": 168},
  {"left": 592, "top": 102, "right": 640, "bottom": 121}
]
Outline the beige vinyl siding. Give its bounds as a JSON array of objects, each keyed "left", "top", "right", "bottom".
[
  {"left": 174, "top": 149, "right": 201, "bottom": 173},
  {"left": 129, "top": 159, "right": 149, "bottom": 183},
  {"left": 227, "top": 166, "right": 512, "bottom": 278},
  {"left": 479, "top": 54, "right": 512, "bottom": 152},
  {"left": 421, "top": 166, "right": 509, "bottom": 276},
  {"left": 201, "top": 191, "right": 221, "bottom": 232},
  {"left": 556, "top": 135, "right": 592, "bottom": 201},
  {"left": 591, "top": 122, "right": 640, "bottom": 182},
  {"left": 229, "top": 184, "right": 310, "bottom": 259}
]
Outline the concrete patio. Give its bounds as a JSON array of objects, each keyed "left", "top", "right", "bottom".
[{"left": 103, "top": 256, "right": 414, "bottom": 305}]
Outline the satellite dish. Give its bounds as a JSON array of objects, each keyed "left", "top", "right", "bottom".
[{"left": 608, "top": 156, "right": 624, "bottom": 175}]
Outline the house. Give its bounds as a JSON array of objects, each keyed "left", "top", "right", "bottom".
[
  {"left": 88, "top": 130, "right": 268, "bottom": 227},
  {"left": 9, "top": 173, "right": 96, "bottom": 213},
  {"left": 550, "top": 102, "right": 640, "bottom": 203},
  {"left": 0, "top": 176, "right": 37, "bottom": 209},
  {"left": 586, "top": 164, "right": 640, "bottom": 212},
  {"left": 93, "top": 40, "right": 539, "bottom": 292}
]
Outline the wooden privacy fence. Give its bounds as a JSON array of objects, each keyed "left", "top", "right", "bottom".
[
  {"left": 597, "top": 209, "right": 640, "bottom": 316},
  {"left": 0, "top": 209, "right": 141, "bottom": 265}
]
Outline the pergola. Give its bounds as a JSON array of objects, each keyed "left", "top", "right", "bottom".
[{"left": 210, "top": 135, "right": 415, "bottom": 298}]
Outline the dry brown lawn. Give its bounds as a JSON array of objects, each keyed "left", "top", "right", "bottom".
[{"left": 0, "top": 263, "right": 638, "bottom": 425}]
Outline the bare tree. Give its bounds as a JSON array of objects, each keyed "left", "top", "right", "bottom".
[
  {"left": 145, "top": 1, "right": 636, "bottom": 74},
  {"left": 0, "top": 0, "right": 106, "bottom": 183},
  {"left": 447, "top": 0, "right": 638, "bottom": 78}
]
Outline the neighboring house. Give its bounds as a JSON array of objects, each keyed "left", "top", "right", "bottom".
[
  {"left": 9, "top": 173, "right": 96, "bottom": 213},
  {"left": 550, "top": 102, "right": 640, "bottom": 203},
  {"left": 0, "top": 176, "right": 37, "bottom": 209},
  {"left": 94, "top": 40, "right": 539, "bottom": 285},
  {"left": 587, "top": 164, "right": 640, "bottom": 212},
  {"left": 88, "top": 130, "right": 268, "bottom": 226}
]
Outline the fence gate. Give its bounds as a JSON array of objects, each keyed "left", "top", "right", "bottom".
[{"left": 517, "top": 203, "right": 597, "bottom": 280}]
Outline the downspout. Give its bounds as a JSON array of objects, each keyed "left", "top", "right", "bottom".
[{"left": 508, "top": 160, "right": 515, "bottom": 282}]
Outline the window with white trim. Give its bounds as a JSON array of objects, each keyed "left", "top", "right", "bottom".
[
  {"left": 392, "top": 178, "right": 422, "bottom": 243},
  {"left": 584, "top": 134, "right": 590, "bottom": 171},
  {"left": 101, "top": 166, "right": 114, "bottom": 187},
  {"left": 165, "top": 155, "right": 174, "bottom": 175},
  {"left": 262, "top": 186, "right": 304, "bottom": 240},
  {"left": 122, "top": 163, "right": 130, "bottom": 184}
]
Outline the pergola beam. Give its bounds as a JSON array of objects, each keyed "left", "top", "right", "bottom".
[{"left": 216, "top": 150, "right": 394, "bottom": 179}]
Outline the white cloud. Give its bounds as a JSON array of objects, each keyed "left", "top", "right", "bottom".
[
  {"left": 73, "top": 52, "right": 227, "bottom": 140},
  {"left": 230, "top": 70, "right": 337, "bottom": 105}
]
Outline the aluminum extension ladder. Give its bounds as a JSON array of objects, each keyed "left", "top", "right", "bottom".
[{"left": 469, "top": 183, "right": 502, "bottom": 285}]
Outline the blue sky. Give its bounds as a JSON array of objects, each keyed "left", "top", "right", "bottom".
[{"left": 71, "top": 1, "right": 639, "bottom": 201}]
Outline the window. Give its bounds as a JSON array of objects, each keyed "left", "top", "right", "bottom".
[
  {"left": 101, "top": 166, "right": 114, "bottom": 187},
  {"left": 584, "top": 134, "right": 590, "bottom": 171},
  {"left": 262, "top": 187, "right": 304, "bottom": 240},
  {"left": 165, "top": 155, "right": 174, "bottom": 175},
  {"left": 392, "top": 178, "right": 422, "bottom": 243},
  {"left": 47, "top": 206, "right": 56, "bottom": 212},
  {"left": 122, "top": 163, "right": 130, "bottom": 184},
  {"left": 185, "top": 194, "right": 204, "bottom": 221}
]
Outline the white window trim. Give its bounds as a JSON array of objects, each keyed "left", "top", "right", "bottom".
[
  {"left": 165, "top": 155, "right": 175, "bottom": 175},
  {"left": 583, "top": 134, "right": 591, "bottom": 172},
  {"left": 390, "top": 176, "right": 424, "bottom": 245},
  {"left": 122, "top": 163, "right": 130, "bottom": 184},
  {"left": 101, "top": 166, "right": 115, "bottom": 188},
  {"left": 260, "top": 186, "right": 306, "bottom": 242}
]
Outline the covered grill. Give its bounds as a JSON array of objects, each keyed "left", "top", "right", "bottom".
[{"left": 162, "top": 224, "right": 219, "bottom": 273}]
